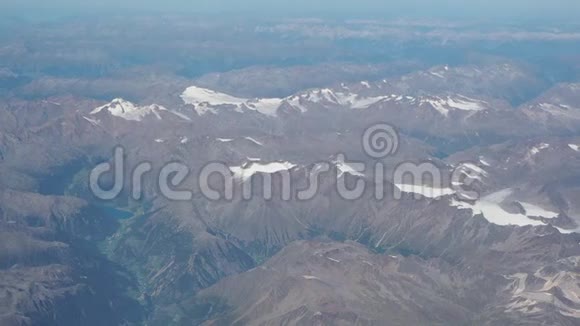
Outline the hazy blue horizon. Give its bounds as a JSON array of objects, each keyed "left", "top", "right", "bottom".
[{"left": 2, "top": 0, "right": 580, "bottom": 22}]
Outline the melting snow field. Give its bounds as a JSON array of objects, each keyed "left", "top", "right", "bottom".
[
  {"left": 519, "top": 202, "right": 559, "bottom": 219},
  {"left": 395, "top": 184, "right": 455, "bottom": 199},
  {"left": 230, "top": 161, "right": 296, "bottom": 180},
  {"left": 452, "top": 189, "right": 547, "bottom": 227}
]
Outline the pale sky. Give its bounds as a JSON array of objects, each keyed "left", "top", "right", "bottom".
[{"left": 2, "top": 0, "right": 579, "bottom": 21}]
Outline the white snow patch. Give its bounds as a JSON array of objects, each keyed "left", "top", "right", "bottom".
[
  {"left": 193, "top": 105, "right": 218, "bottom": 115},
  {"left": 302, "top": 275, "right": 320, "bottom": 280},
  {"left": 42, "top": 100, "right": 62, "bottom": 106},
  {"left": 181, "top": 86, "right": 282, "bottom": 116},
  {"left": 230, "top": 161, "right": 296, "bottom": 180},
  {"left": 529, "top": 143, "right": 550, "bottom": 156},
  {"left": 91, "top": 99, "right": 188, "bottom": 122},
  {"left": 430, "top": 71, "right": 445, "bottom": 78},
  {"left": 180, "top": 137, "right": 189, "bottom": 144},
  {"left": 451, "top": 189, "right": 546, "bottom": 227},
  {"left": 422, "top": 95, "right": 487, "bottom": 116},
  {"left": 537, "top": 103, "right": 580, "bottom": 119},
  {"left": 306, "top": 88, "right": 335, "bottom": 103},
  {"left": 170, "top": 111, "right": 192, "bottom": 121},
  {"left": 519, "top": 202, "right": 559, "bottom": 219},
  {"left": 181, "top": 85, "right": 491, "bottom": 117},
  {"left": 428, "top": 100, "right": 451, "bottom": 116},
  {"left": 347, "top": 94, "right": 390, "bottom": 109},
  {"left": 154, "top": 139, "right": 165, "bottom": 143},
  {"left": 479, "top": 157, "right": 491, "bottom": 167},
  {"left": 181, "top": 86, "right": 246, "bottom": 106},
  {"left": 82, "top": 116, "right": 101, "bottom": 126},
  {"left": 335, "top": 161, "right": 364, "bottom": 177},
  {"left": 326, "top": 257, "right": 341, "bottom": 263},
  {"left": 446, "top": 97, "right": 485, "bottom": 111},
  {"left": 461, "top": 163, "right": 488, "bottom": 179},
  {"left": 285, "top": 96, "right": 309, "bottom": 113},
  {"left": 395, "top": 184, "right": 455, "bottom": 199},
  {"left": 216, "top": 138, "right": 234, "bottom": 143},
  {"left": 556, "top": 227, "right": 579, "bottom": 234},
  {"left": 244, "top": 137, "right": 263, "bottom": 146},
  {"left": 302, "top": 88, "right": 388, "bottom": 109},
  {"left": 245, "top": 98, "right": 284, "bottom": 116},
  {"left": 568, "top": 144, "right": 580, "bottom": 152}
]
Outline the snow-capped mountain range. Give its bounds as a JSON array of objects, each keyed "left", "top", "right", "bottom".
[{"left": 3, "top": 63, "right": 580, "bottom": 326}]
